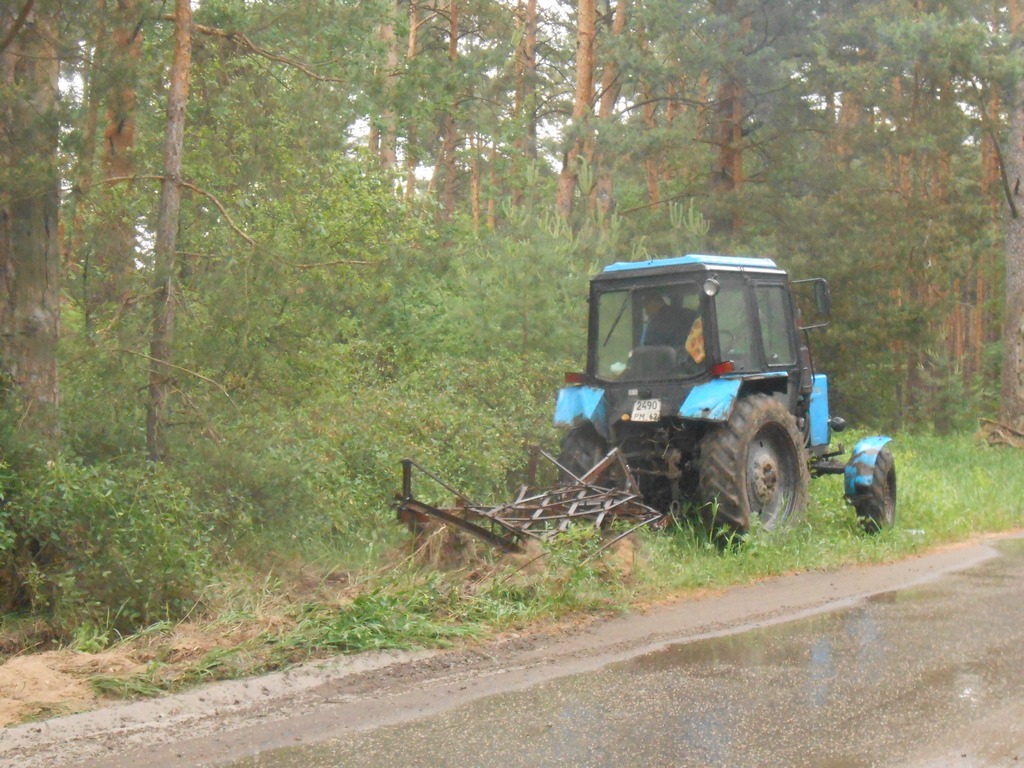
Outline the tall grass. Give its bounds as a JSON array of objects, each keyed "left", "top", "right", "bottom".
[
  {"left": 895, "top": 433, "right": 1024, "bottom": 539},
  {"left": 637, "top": 432, "right": 1024, "bottom": 594}
]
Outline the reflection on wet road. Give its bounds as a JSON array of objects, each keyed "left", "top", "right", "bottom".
[{"left": 233, "top": 540, "right": 1024, "bottom": 768}]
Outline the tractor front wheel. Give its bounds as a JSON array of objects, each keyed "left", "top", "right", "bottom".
[
  {"left": 698, "top": 394, "right": 809, "bottom": 536},
  {"left": 854, "top": 447, "right": 897, "bottom": 533}
]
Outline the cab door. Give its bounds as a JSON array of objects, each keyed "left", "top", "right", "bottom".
[{"left": 751, "top": 280, "right": 801, "bottom": 407}]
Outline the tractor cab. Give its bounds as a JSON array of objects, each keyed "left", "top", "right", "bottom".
[
  {"left": 578, "top": 255, "right": 811, "bottom": 435},
  {"left": 590, "top": 256, "right": 799, "bottom": 379}
]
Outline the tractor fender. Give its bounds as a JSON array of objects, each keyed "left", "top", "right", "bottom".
[
  {"left": 678, "top": 372, "right": 789, "bottom": 423},
  {"left": 678, "top": 378, "right": 742, "bottom": 421},
  {"left": 554, "top": 385, "right": 610, "bottom": 440},
  {"left": 844, "top": 435, "right": 893, "bottom": 499}
]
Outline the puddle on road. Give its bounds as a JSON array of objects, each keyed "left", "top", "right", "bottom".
[{"left": 232, "top": 539, "right": 1024, "bottom": 768}]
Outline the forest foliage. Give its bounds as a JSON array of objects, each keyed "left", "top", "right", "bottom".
[{"left": 1, "top": 0, "right": 1022, "bottom": 637}]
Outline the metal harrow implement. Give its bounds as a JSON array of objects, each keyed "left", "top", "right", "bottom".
[{"left": 396, "top": 449, "right": 664, "bottom": 554}]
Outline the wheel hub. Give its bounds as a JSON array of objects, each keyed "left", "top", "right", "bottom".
[{"left": 751, "top": 455, "right": 778, "bottom": 503}]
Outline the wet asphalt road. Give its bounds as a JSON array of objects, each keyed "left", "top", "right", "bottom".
[{"left": 229, "top": 538, "right": 1024, "bottom": 768}]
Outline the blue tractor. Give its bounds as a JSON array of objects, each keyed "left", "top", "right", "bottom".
[{"left": 554, "top": 255, "right": 896, "bottom": 536}]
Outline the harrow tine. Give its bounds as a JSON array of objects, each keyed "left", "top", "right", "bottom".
[{"left": 396, "top": 449, "right": 659, "bottom": 551}]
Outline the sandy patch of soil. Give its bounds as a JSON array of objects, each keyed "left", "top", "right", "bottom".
[
  {"left": 0, "top": 650, "right": 142, "bottom": 726},
  {"left": 0, "top": 610, "right": 296, "bottom": 731}
]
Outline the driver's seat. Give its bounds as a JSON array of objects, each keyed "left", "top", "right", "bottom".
[{"left": 626, "top": 346, "right": 677, "bottom": 379}]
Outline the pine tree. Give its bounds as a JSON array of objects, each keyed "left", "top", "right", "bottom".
[
  {"left": 147, "top": 0, "right": 193, "bottom": 461},
  {"left": 0, "top": 1, "right": 61, "bottom": 444},
  {"left": 1002, "top": 0, "right": 1024, "bottom": 431}
]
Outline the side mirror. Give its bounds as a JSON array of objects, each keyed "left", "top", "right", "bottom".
[
  {"left": 792, "top": 277, "right": 831, "bottom": 330},
  {"left": 814, "top": 279, "right": 831, "bottom": 317}
]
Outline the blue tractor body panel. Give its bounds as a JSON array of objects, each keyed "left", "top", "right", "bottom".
[
  {"left": 554, "top": 385, "right": 609, "bottom": 440},
  {"left": 808, "top": 374, "right": 831, "bottom": 448},
  {"left": 844, "top": 435, "right": 893, "bottom": 498}
]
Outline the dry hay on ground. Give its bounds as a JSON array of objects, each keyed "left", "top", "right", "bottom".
[{"left": 0, "top": 649, "right": 143, "bottom": 726}]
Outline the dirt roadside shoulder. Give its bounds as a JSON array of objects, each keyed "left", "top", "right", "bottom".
[{"left": 2, "top": 534, "right": 1016, "bottom": 768}]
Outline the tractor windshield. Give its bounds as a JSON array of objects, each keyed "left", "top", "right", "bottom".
[{"left": 592, "top": 282, "right": 706, "bottom": 381}]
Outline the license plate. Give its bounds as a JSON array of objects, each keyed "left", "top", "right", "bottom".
[{"left": 631, "top": 398, "right": 661, "bottom": 422}]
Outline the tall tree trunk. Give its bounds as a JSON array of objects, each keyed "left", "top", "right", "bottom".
[
  {"left": 147, "top": 0, "right": 192, "bottom": 461},
  {"left": 709, "top": 3, "right": 750, "bottom": 233},
  {"left": 97, "top": 0, "right": 142, "bottom": 304},
  {"left": 1002, "top": 29, "right": 1024, "bottom": 431},
  {"left": 555, "top": 0, "right": 596, "bottom": 219},
  {"left": 0, "top": 3, "right": 61, "bottom": 444},
  {"left": 591, "top": 0, "right": 628, "bottom": 219},
  {"left": 521, "top": 0, "right": 537, "bottom": 161},
  {"left": 378, "top": 0, "right": 399, "bottom": 171},
  {"left": 711, "top": 79, "right": 744, "bottom": 188},
  {"left": 637, "top": 23, "right": 660, "bottom": 207},
  {"left": 403, "top": 1, "right": 421, "bottom": 201},
  {"left": 438, "top": 106, "right": 458, "bottom": 218},
  {"left": 834, "top": 89, "right": 863, "bottom": 163},
  {"left": 487, "top": 141, "right": 497, "bottom": 230},
  {"left": 710, "top": 74, "right": 745, "bottom": 230},
  {"left": 69, "top": 1, "right": 106, "bottom": 333},
  {"left": 980, "top": 88, "right": 1001, "bottom": 379},
  {"left": 470, "top": 133, "right": 481, "bottom": 233},
  {"left": 512, "top": 0, "right": 537, "bottom": 206},
  {"left": 102, "top": 0, "right": 141, "bottom": 180},
  {"left": 404, "top": 123, "right": 418, "bottom": 202},
  {"left": 434, "top": 0, "right": 460, "bottom": 221}
]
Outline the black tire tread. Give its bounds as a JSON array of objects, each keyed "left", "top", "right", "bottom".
[
  {"left": 854, "top": 447, "right": 897, "bottom": 534},
  {"left": 697, "top": 394, "right": 810, "bottom": 535}
]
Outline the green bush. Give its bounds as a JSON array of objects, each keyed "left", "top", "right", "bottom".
[{"left": 0, "top": 457, "right": 216, "bottom": 632}]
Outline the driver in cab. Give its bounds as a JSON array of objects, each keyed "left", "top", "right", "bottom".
[
  {"left": 640, "top": 291, "right": 690, "bottom": 347},
  {"left": 640, "top": 292, "right": 705, "bottom": 365}
]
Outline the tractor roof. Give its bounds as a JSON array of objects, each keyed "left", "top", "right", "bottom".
[{"left": 596, "top": 254, "right": 784, "bottom": 282}]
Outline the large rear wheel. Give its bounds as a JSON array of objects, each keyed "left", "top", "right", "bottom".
[{"left": 698, "top": 394, "right": 809, "bottom": 536}]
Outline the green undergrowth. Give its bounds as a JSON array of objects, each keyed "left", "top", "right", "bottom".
[{"left": 5, "top": 432, "right": 1024, "bottom": 708}]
